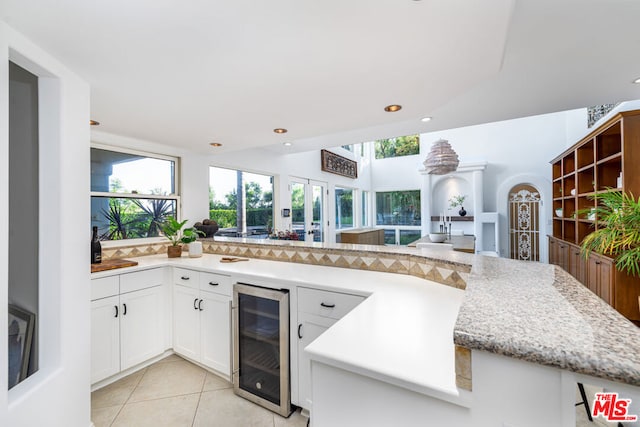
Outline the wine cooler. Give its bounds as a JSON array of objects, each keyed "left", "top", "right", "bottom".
[{"left": 232, "top": 283, "right": 291, "bottom": 417}]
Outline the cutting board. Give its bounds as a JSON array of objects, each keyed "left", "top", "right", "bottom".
[{"left": 91, "top": 259, "right": 138, "bottom": 273}]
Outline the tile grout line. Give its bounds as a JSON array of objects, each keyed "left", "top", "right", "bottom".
[{"left": 108, "top": 367, "right": 148, "bottom": 427}]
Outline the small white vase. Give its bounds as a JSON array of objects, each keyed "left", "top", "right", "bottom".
[{"left": 188, "top": 241, "right": 203, "bottom": 258}]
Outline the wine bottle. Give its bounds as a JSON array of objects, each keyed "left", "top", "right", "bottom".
[{"left": 91, "top": 226, "right": 102, "bottom": 264}]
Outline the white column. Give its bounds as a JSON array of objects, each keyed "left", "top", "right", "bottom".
[
  {"left": 472, "top": 170, "right": 484, "bottom": 252},
  {"left": 421, "top": 173, "right": 432, "bottom": 236}
]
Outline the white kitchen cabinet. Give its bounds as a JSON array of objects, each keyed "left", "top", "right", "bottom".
[
  {"left": 91, "top": 295, "right": 120, "bottom": 384},
  {"left": 173, "top": 284, "right": 201, "bottom": 360},
  {"left": 120, "top": 285, "right": 165, "bottom": 370},
  {"left": 296, "top": 287, "right": 365, "bottom": 411},
  {"left": 173, "top": 268, "right": 232, "bottom": 377},
  {"left": 91, "top": 268, "right": 166, "bottom": 384}
]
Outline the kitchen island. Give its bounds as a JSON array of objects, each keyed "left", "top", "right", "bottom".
[{"left": 95, "top": 237, "right": 640, "bottom": 426}]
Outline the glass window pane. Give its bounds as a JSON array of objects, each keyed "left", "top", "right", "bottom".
[
  {"left": 374, "top": 134, "right": 420, "bottom": 159},
  {"left": 91, "top": 148, "right": 175, "bottom": 195},
  {"left": 91, "top": 196, "right": 177, "bottom": 240},
  {"left": 399, "top": 229, "right": 422, "bottom": 245},
  {"left": 375, "top": 190, "right": 421, "bottom": 226},
  {"left": 335, "top": 187, "right": 354, "bottom": 229},
  {"left": 209, "top": 167, "right": 273, "bottom": 238},
  {"left": 383, "top": 229, "right": 396, "bottom": 245},
  {"left": 361, "top": 191, "right": 369, "bottom": 226}
]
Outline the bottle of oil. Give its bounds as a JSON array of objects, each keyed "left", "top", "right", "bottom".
[{"left": 91, "top": 226, "right": 102, "bottom": 264}]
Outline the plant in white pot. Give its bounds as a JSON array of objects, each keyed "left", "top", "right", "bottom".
[{"left": 182, "top": 227, "right": 205, "bottom": 258}]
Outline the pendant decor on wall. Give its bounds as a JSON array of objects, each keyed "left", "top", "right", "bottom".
[
  {"left": 423, "top": 139, "right": 459, "bottom": 175},
  {"left": 509, "top": 185, "right": 540, "bottom": 262},
  {"left": 321, "top": 149, "right": 358, "bottom": 179}
]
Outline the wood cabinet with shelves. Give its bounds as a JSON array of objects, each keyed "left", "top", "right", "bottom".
[{"left": 550, "top": 109, "right": 640, "bottom": 323}]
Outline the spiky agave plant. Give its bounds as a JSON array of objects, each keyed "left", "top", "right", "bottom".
[{"left": 580, "top": 190, "right": 640, "bottom": 277}]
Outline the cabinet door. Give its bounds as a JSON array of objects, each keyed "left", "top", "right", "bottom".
[
  {"left": 297, "top": 314, "right": 336, "bottom": 411},
  {"left": 597, "top": 257, "right": 614, "bottom": 305},
  {"left": 548, "top": 238, "right": 557, "bottom": 266},
  {"left": 173, "top": 284, "right": 201, "bottom": 361},
  {"left": 199, "top": 290, "right": 231, "bottom": 376},
  {"left": 120, "top": 286, "right": 165, "bottom": 370},
  {"left": 587, "top": 254, "right": 600, "bottom": 295},
  {"left": 91, "top": 296, "right": 120, "bottom": 384}
]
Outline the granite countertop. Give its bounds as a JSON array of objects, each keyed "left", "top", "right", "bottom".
[{"left": 454, "top": 255, "right": 640, "bottom": 386}]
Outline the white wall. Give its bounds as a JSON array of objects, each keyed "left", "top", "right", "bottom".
[{"left": 1, "top": 21, "right": 91, "bottom": 427}]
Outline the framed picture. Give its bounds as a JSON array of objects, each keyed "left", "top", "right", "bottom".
[
  {"left": 8, "top": 304, "right": 35, "bottom": 389},
  {"left": 321, "top": 149, "right": 358, "bottom": 179}
]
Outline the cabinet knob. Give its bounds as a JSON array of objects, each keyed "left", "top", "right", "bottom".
[
  {"left": 198, "top": 299, "right": 203, "bottom": 311},
  {"left": 595, "top": 261, "right": 601, "bottom": 265},
  {"left": 209, "top": 282, "right": 219, "bottom": 286},
  {"left": 122, "top": 303, "right": 127, "bottom": 316},
  {"left": 298, "top": 324, "right": 303, "bottom": 339},
  {"left": 181, "top": 276, "right": 190, "bottom": 280},
  {"left": 114, "top": 305, "right": 118, "bottom": 318},
  {"left": 320, "top": 302, "right": 336, "bottom": 308},
  {"left": 193, "top": 298, "right": 199, "bottom": 310}
]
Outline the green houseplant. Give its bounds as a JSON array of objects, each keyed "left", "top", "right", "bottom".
[
  {"left": 160, "top": 217, "right": 188, "bottom": 258},
  {"left": 181, "top": 227, "right": 206, "bottom": 258},
  {"left": 580, "top": 190, "right": 640, "bottom": 277}
]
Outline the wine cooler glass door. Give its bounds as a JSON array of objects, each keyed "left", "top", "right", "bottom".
[{"left": 233, "top": 284, "right": 290, "bottom": 417}]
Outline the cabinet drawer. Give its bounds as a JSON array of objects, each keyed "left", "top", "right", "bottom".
[
  {"left": 199, "top": 272, "right": 232, "bottom": 296},
  {"left": 173, "top": 268, "right": 199, "bottom": 289},
  {"left": 120, "top": 268, "right": 164, "bottom": 294},
  {"left": 91, "top": 275, "right": 119, "bottom": 301},
  {"left": 298, "top": 287, "right": 365, "bottom": 320}
]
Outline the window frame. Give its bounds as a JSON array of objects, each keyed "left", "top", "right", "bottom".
[
  {"left": 334, "top": 185, "right": 356, "bottom": 231},
  {"left": 90, "top": 143, "right": 181, "bottom": 245}
]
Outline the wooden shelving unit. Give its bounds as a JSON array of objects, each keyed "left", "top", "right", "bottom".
[{"left": 549, "top": 109, "right": 640, "bottom": 323}]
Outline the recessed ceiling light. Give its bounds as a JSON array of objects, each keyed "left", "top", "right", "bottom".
[
  {"left": 421, "top": 116, "right": 432, "bottom": 122},
  {"left": 384, "top": 104, "right": 402, "bottom": 112},
  {"left": 274, "top": 128, "right": 288, "bottom": 134},
  {"left": 90, "top": 120, "right": 100, "bottom": 126},
  {"left": 283, "top": 142, "right": 292, "bottom": 147},
  {"left": 633, "top": 77, "right": 640, "bottom": 84},
  {"left": 210, "top": 142, "right": 223, "bottom": 147}
]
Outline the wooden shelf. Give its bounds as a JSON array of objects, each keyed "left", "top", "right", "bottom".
[
  {"left": 549, "top": 109, "right": 640, "bottom": 323},
  {"left": 429, "top": 216, "right": 474, "bottom": 222}
]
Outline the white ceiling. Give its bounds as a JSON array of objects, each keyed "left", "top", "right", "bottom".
[{"left": 2, "top": 0, "right": 640, "bottom": 154}]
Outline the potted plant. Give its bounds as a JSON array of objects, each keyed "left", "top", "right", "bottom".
[
  {"left": 160, "top": 217, "right": 188, "bottom": 258},
  {"left": 580, "top": 190, "right": 640, "bottom": 277},
  {"left": 449, "top": 195, "right": 468, "bottom": 217},
  {"left": 182, "top": 227, "right": 205, "bottom": 258}
]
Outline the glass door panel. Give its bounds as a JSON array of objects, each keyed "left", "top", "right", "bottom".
[
  {"left": 311, "top": 182, "right": 324, "bottom": 242},
  {"left": 290, "top": 178, "right": 326, "bottom": 243}
]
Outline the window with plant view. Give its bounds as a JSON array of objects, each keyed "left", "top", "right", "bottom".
[
  {"left": 209, "top": 167, "right": 274, "bottom": 238},
  {"left": 374, "top": 134, "right": 420, "bottom": 159},
  {"left": 375, "top": 190, "right": 421, "bottom": 245},
  {"left": 90, "top": 147, "right": 179, "bottom": 240},
  {"left": 335, "top": 187, "right": 354, "bottom": 229}
]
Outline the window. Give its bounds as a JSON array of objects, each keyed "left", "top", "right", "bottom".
[
  {"left": 90, "top": 147, "right": 178, "bottom": 240},
  {"left": 361, "top": 190, "right": 369, "bottom": 227},
  {"left": 374, "top": 134, "right": 420, "bottom": 159},
  {"left": 209, "top": 167, "right": 274, "bottom": 238},
  {"left": 335, "top": 187, "right": 354, "bottom": 229},
  {"left": 375, "top": 190, "right": 421, "bottom": 245}
]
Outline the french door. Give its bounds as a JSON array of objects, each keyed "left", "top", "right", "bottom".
[{"left": 290, "top": 178, "right": 327, "bottom": 243}]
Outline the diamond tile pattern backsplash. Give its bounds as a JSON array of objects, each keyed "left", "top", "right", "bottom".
[{"left": 101, "top": 241, "right": 470, "bottom": 289}]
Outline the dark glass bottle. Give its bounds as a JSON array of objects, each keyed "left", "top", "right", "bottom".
[{"left": 91, "top": 226, "right": 102, "bottom": 264}]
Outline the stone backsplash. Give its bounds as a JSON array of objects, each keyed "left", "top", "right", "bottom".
[{"left": 101, "top": 239, "right": 470, "bottom": 290}]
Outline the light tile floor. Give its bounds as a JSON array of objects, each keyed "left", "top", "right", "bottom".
[{"left": 92, "top": 354, "right": 308, "bottom": 427}]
